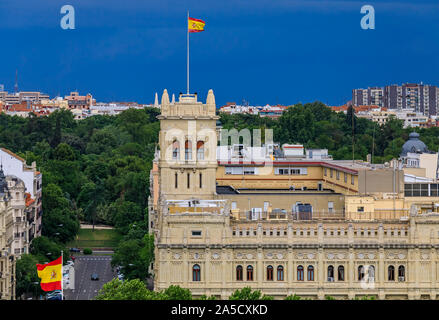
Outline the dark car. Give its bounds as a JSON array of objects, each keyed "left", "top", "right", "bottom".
[
  {"left": 69, "top": 248, "right": 80, "bottom": 253},
  {"left": 91, "top": 273, "right": 99, "bottom": 281}
]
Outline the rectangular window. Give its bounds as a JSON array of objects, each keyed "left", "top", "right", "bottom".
[
  {"left": 330, "top": 169, "right": 333, "bottom": 178},
  {"left": 231, "top": 201, "right": 237, "bottom": 210},
  {"left": 244, "top": 167, "right": 256, "bottom": 175},
  {"left": 324, "top": 168, "right": 327, "bottom": 176},
  {"left": 357, "top": 206, "right": 364, "bottom": 213},
  {"left": 336, "top": 171, "right": 340, "bottom": 180},
  {"left": 351, "top": 175, "right": 355, "bottom": 185},
  {"left": 187, "top": 173, "right": 190, "bottom": 189},
  {"left": 175, "top": 173, "right": 178, "bottom": 189},
  {"left": 225, "top": 167, "right": 233, "bottom": 175},
  {"left": 199, "top": 173, "right": 202, "bottom": 189},
  {"left": 344, "top": 173, "right": 347, "bottom": 183},
  {"left": 191, "top": 231, "right": 202, "bottom": 236},
  {"left": 328, "top": 202, "right": 334, "bottom": 213}
]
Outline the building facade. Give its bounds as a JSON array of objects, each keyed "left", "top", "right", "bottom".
[{"left": 151, "top": 89, "right": 439, "bottom": 299}]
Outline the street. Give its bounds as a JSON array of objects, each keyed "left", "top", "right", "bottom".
[{"left": 64, "top": 255, "right": 116, "bottom": 300}]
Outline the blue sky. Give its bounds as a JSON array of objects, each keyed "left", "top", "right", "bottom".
[{"left": 0, "top": 0, "right": 438, "bottom": 106}]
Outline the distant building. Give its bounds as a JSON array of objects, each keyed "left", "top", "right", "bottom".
[
  {"left": 353, "top": 83, "right": 439, "bottom": 117},
  {"left": 64, "top": 91, "right": 95, "bottom": 110}
]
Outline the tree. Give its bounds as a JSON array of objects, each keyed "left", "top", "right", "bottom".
[
  {"left": 162, "top": 285, "right": 192, "bottom": 300},
  {"left": 228, "top": 287, "right": 273, "bottom": 300},
  {"left": 285, "top": 294, "right": 301, "bottom": 300},
  {"left": 95, "top": 278, "right": 162, "bottom": 300},
  {"left": 29, "top": 236, "right": 69, "bottom": 263},
  {"left": 15, "top": 254, "right": 43, "bottom": 299}
]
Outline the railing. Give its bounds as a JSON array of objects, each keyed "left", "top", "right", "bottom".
[
  {"left": 230, "top": 210, "right": 345, "bottom": 222},
  {"left": 346, "top": 210, "right": 409, "bottom": 221}
]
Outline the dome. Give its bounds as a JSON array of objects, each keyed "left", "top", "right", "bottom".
[{"left": 401, "top": 132, "right": 429, "bottom": 156}]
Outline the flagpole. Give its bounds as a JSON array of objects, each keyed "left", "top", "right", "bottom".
[
  {"left": 187, "top": 10, "right": 190, "bottom": 94},
  {"left": 61, "top": 250, "right": 63, "bottom": 300}
]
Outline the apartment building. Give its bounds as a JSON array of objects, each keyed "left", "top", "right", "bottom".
[
  {"left": 0, "top": 148, "right": 42, "bottom": 241},
  {"left": 150, "top": 88, "right": 439, "bottom": 300},
  {"left": 0, "top": 167, "right": 16, "bottom": 300},
  {"left": 353, "top": 83, "right": 439, "bottom": 117}
]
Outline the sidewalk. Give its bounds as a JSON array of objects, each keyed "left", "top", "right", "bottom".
[{"left": 80, "top": 224, "right": 114, "bottom": 230}]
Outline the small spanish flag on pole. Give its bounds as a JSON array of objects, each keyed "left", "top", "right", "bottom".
[
  {"left": 187, "top": 11, "right": 205, "bottom": 94},
  {"left": 36, "top": 255, "right": 62, "bottom": 292}
]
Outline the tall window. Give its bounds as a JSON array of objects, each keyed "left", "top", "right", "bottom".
[
  {"left": 236, "top": 265, "right": 243, "bottom": 281},
  {"left": 174, "top": 172, "right": 178, "bottom": 189},
  {"left": 368, "top": 266, "right": 375, "bottom": 281},
  {"left": 247, "top": 265, "right": 254, "bottom": 281},
  {"left": 266, "top": 265, "right": 273, "bottom": 281},
  {"left": 327, "top": 265, "right": 334, "bottom": 282},
  {"left": 187, "top": 173, "right": 190, "bottom": 189},
  {"left": 199, "top": 173, "right": 202, "bottom": 189},
  {"left": 398, "top": 265, "right": 405, "bottom": 281},
  {"left": 338, "top": 266, "right": 345, "bottom": 281},
  {"left": 307, "top": 265, "right": 314, "bottom": 281},
  {"left": 197, "top": 141, "right": 204, "bottom": 160},
  {"left": 388, "top": 265, "right": 395, "bottom": 281},
  {"left": 297, "top": 265, "right": 304, "bottom": 281},
  {"left": 192, "top": 264, "right": 200, "bottom": 281},
  {"left": 358, "top": 265, "right": 365, "bottom": 281},
  {"left": 172, "top": 140, "right": 180, "bottom": 160},
  {"left": 277, "top": 266, "right": 284, "bottom": 281},
  {"left": 185, "top": 140, "right": 192, "bottom": 160}
]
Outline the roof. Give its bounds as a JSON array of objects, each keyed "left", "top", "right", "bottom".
[
  {"left": 1, "top": 148, "right": 26, "bottom": 163},
  {"left": 25, "top": 193, "right": 35, "bottom": 207}
]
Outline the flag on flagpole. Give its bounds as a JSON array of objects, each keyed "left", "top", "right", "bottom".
[
  {"left": 188, "top": 17, "right": 205, "bottom": 33},
  {"left": 36, "top": 256, "right": 62, "bottom": 292}
]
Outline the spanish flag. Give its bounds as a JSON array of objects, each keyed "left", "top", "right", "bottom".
[
  {"left": 36, "top": 256, "right": 62, "bottom": 291},
  {"left": 188, "top": 17, "right": 205, "bottom": 33}
]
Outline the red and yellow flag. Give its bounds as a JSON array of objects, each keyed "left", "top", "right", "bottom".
[
  {"left": 188, "top": 17, "right": 205, "bottom": 33},
  {"left": 36, "top": 256, "right": 62, "bottom": 291}
]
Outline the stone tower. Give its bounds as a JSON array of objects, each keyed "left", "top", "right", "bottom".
[{"left": 157, "top": 90, "right": 219, "bottom": 200}]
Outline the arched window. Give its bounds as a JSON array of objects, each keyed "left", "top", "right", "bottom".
[
  {"left": 277, "top": 265, "right": 284, "bottom": 281},
  {"left": 192, "top": 264, "right": 200, "bottom": 281},
  {"left": 398, "top": 265, "right": 405, "bottom": 282},
  {"left": 388, "top": 265, "right": 395, "bottom": 281},
  {"left": 185, "top": 140, "right": 192, "bottom": 160},
  {"left": 358, "top": 265, "right": 365, "bottom": 281},
  {"left": 197, "top": 141, "right": 204, "bottom": 160},
  {"left": 297, "top": 265, "right": 304, "bottom": 281},
  {"left": 247, "top": 265, "right": 254, "bottom": 281},
  {"left": 307, "top": 265, "right": 314, "bottom": 281},
  {"left": 236, "top": 265, "right": 243, "bottom": 281},
  {"left": 338, "top": 266, "right": 345, "bottom": 281},
  {"left": 172, "top": 140, "right": 180, "bottom": 160},
  {"left": 368, "top": 265, "right": 375, "bottom": 281},
  {"left": 266, "top": 265, "right": 273, "bottom": 281},
  {"left": 327, "top": 265, "right": 334, "bottom": 282}
]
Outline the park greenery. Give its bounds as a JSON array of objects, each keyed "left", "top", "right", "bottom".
[
  {"left": 0, "top": 107, "right": 160, "bottom": 298},
  {"left": 95, "top": 282, "right": 376, "bottom": 300},
  {"left": 2, "top": 101, "right": 439, "bottom": 299}
]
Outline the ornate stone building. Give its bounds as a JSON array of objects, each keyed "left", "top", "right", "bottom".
[{"left": 150, "top": 89, "right": 439, "bottom": 300}]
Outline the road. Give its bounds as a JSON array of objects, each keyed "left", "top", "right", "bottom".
[{"left": 64, "top": 255, "right": 116, "bottom": 300}]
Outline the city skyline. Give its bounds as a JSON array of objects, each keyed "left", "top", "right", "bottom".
[{"left": 1, "top": 0, "right": 438, "bottom": 106}]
